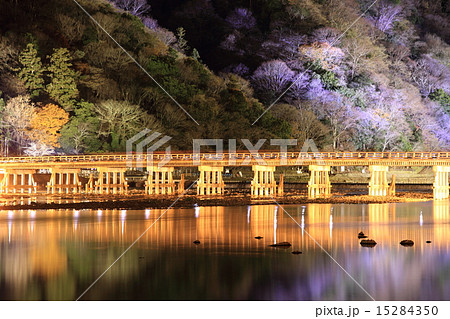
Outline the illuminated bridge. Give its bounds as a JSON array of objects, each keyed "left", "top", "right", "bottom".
[{"left": 0, "top": 151, "right": 449, "bottom": 199}]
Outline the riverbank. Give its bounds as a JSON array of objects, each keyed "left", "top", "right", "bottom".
[{"left": 0, "top": 191, "right": 434, "bottom": 211}]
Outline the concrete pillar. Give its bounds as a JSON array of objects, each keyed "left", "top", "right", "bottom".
[
  {"left": 368, "top": 165, "right": 389, "bottom": 196},
  {"left": 433, "top": 166, "right": 450, "bottom": 200},
  {"left": 307, "top": 165, "right": 331, "bottom": 199},
  {"left": 197, "top": 166, "right": 224, "bottom": 196}
]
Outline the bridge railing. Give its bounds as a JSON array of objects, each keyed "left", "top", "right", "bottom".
[{"left": 0, "top": 152, "right": 450, "bottom": 164}]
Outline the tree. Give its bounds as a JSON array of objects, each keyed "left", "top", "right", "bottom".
[
  {"left": 112, "top": 0, "right": 151, "bottom": 17},
  {"left": 271, "top": 103, "right": 328, "bottom": 147},
  {"left": 26, "top": 103, "right": 69, "bottom": 148},
  {"left": 46, "top": 48, "right": 79, "bottom": 111},
  {"left": 367, "top": 0, "right": 403, "bottom": 33},
  {"left": 225, "top": 8, "right": 256, "bottom": 30},
  {"left": 23, "top": 142, "right": 54, "bottom": 156},
  {"left": 409, "top": 57, "right": 446, "bottom": 97},
  {"left": 59, "top": 101, "right": 100, "bottom": 153},
  {"left": 313, "top": 92, "right": 357, "bottom": 149},
  {"left": 176, "top": 27, "right": 189, "bottom": 53},
  {"left": 96, "top": 100, "right": 162, "bottom": 150},
  {"left": 18, "top": 43, "right": 44, "bottom": 98},
  {"left": 299, "top": 42, "right": 344, "bottom": 71},
  {"left": 429, "top": 89, "right": 450, "bottom": 113},
  {"left": 252, "top": 60, "right": 295, "bottom": 102},
  {"left": 57, "top": 14, "right": 86, "bottom": 44},
  {"left": 2, "top": 95, "right": 35, "bottom": 152},
  {"left": 342, "top": 37, "right": 376, "bottom": 79},
  {"left": 0, "top": 35, "right": 19, "bottom": 72},
  {"left": 311, "top": 27, "right": 341, "bottom": 46}
]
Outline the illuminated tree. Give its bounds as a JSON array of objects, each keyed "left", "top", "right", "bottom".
[
  {"left": 252, "top": 60, "right": 295, "bottom": 102},
  {"left": 23, "top": 142, "right": 54, "bottom": 156},
  {"left": 3, "top": 95, "right": 35, "bottom": 148},
  {"left": 366, "top": 0, "right": 403, "bottom": 33},
  {"left": 342, "top": 37, "right": 381, "bottom": 79},
  {"left": 112, "top": 0, "right": 151, "bottom": 17},
  {"left": 96, "top": 100, "right": 161, "bottom": 150},
  {"left": 298, "top": 42, "right": 344, "bottom": 71},
  {"left": 225, "top": 8, "right": 256, "bottom": 30},
  {"left": 27, "top": 103, "right": 69, "bottom": 148},
  {"left": 18, "top": 43, "right": 44, "bottom": 98},
  {"left": 59, "top": 101, "right": 100, "bottom": 153},
  {"left": 46, "top": 48, "right": 79, "bottom": 110}
]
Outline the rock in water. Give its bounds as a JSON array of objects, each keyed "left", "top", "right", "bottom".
[
  {"left": 360, "top": 239, "right": 377, "bottom": 247},
  {"left": 291, "top": 250, "right": 302, "bottom": 255},
  {"left": 358, "top": 231, "right": 367, "bottom": 239},
  {"left": 400, "top": 239, "right": 414, "bottom": 246},
  {"left": 269, "top": 242, "right": 291, "bottom": 247},
  {"left": 193, "top": 240, "right": 201, "bottom": 245},
  {"left": 254, "top": 236, "right": 263, "bottom": 240}
]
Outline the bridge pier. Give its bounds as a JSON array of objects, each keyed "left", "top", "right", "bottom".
[
  {"left": 145, "top": 166, "right": 176, "bottom": 195},
  {"left": 368, "top": 165, "right": 389, "bottom": 196},
  {"left": 197, "top": 166, "right": 224, "bottom": 195},
  {"left": 95, "top": 168, "right": 128, "bottom": 194},
  {"left": 178, "top": 174, "right": 185, "bottom": 194},
  {"left": 433, "top": 166, "right": 450, "bottom": 200},
  {"left": 278, "top": 174, "right": 284, "bottom": 196},
  {"left": 47, "top": 169, "right": 81, "bottom": 194},
  {"left": 0, "top": 169, "right": 37, "bottom": 194},
  {"left": 251, "top": 165, "right": 277, "bottom": 196},
  {"left": 307, "top": 165, "right": 331, "bottom": 199}
]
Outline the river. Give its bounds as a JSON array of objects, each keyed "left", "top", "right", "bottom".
[{"left": 0, "top": 201, "right": 449, "bottom": 300}]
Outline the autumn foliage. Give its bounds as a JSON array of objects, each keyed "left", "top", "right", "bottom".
[{"left": 27, "top": 104, "right": 69, "bottom": 148}]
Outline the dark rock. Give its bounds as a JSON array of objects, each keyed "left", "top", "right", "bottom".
[
  {"left": 400, "top": 239, "right": 414, "bottom": 246},
  {"left": 291, "top": 250, "right": 302, "bottom": 255},
  {"left": 193, "top": 240, "right": 201, "bottom": 245},
  {"left": 360, "top": 239, "right": 377, "bottom": 247},
  {"left": 269, "top": 242, "right": 291, "bottom": 247},
  {"left": 358, "top": 231, "right": 368, "bottom": 238},
  {"left": 254, "top": 236, "right": 263, "bottom": 239},
  {"left": 426, "top": 240, "right": 432, "bottom": 243}
]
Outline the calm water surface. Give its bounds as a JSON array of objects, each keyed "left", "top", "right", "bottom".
[{"left": 0, "top": 201, "right": 449, "bottom": 300}]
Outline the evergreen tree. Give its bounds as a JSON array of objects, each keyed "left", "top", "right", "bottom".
[
  {"left": 46, "top": 48, "right": 79, "bottom": 110},
  {"left": 18, "top": 43, "right": 45, "bottom": 98}
]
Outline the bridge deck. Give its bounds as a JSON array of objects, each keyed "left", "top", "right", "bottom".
[{"left": 1, "top": 152, "right": 450, "bottom": 169}]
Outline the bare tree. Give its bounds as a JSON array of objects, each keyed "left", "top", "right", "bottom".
[
  {"left": 342, "top": 37, "right": 375, "bottom": 79},
  {"left": 112, "top": 0, "right": 151, "bottom": 17},
  {"left": 252, "top": 60, "right": 295, "bottom": 100},
  {"left": 367, "top": 0, "right": 403, "bottom": 33},
  {"left": 57, "top": 14, "right": 86, "bottom": 43},
  {"left": 2, "top": 95, "right": 35, "bottom": 152}
]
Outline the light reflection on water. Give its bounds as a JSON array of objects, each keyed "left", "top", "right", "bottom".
[{"left": 0, "top": 200, "right": 449, "bottom": 300}]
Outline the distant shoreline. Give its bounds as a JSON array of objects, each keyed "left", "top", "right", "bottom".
[{"left": 0, "top": 192, "right": 434, "bottom": 211}]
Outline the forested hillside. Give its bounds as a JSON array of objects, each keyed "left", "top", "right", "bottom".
[
  {"left": 0, "top": 0, "right": 287, "bottom": 155},
  {"left": 0, "top": 0, "right": 449, "bottom": 155}
]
